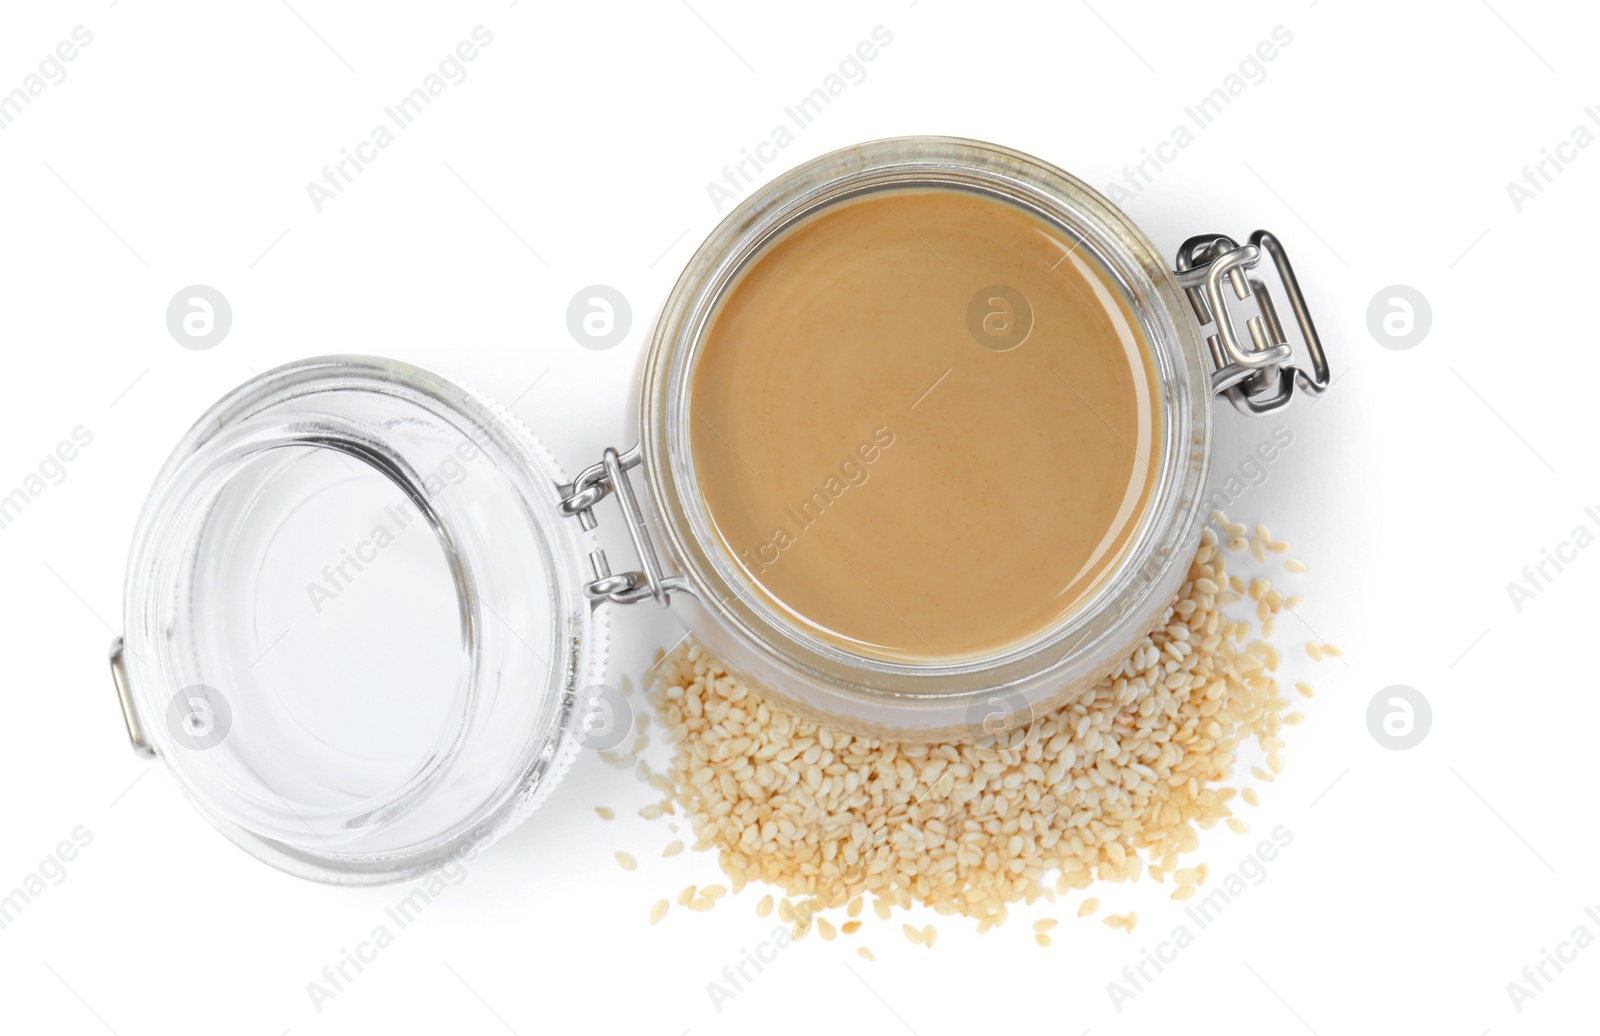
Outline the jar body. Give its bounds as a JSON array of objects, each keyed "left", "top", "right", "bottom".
[{"left": 628, "top": 137, "right": 1213, "bottom": 740}]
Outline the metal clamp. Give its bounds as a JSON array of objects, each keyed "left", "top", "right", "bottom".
[
  {"left": 109, "top": 637, "right": 157, "bottom": 760},
  {"left": 1174, "top": 230, "right": 1329, "bottom": 416},
  {"left": 558, "top": 444, "right": 687, "bottom": 607}
]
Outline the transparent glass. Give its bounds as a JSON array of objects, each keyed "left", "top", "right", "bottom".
[
  {"left": 635, "top": 137, "right": 1213, "bottom": 739},
  {"left": 119, "top": 357, "right": 605, "bottom": 884}
]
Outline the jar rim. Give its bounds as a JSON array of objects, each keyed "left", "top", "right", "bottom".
[{"left": 638, "top": 136, "right": 1213, "bottom": 736}]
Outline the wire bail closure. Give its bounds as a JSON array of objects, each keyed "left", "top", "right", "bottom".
[{"left": 1174, "top": 230, "right": 1330, "bottom": 416}]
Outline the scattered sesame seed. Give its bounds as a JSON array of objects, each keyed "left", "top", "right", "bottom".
[
  {"left": 642, "top": 525, "right": 1310, "bottom": 942},
  {"left": 662, "top": 840, "right": 684, "bottom": 857},
  {"left": 1035, "top": 933, "right": 1052, "bottom": 948},
  {"left": 857, "top": 947, "right": 875, "bottom": 961},
  {"left": 614, "top": 852, "right": 637, "bottom": 872},
  {"left": 649, "top": 900, "right": 669, "bottom": 924},
  {"left": 594, "top": 807, "right": 614, "bottom": 820}
]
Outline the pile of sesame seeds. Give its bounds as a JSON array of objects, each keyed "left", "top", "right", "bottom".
[{"left": 612, "top": 518, "right": 1322, "bottom": 951}]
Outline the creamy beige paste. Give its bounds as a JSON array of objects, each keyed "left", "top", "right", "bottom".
[{"left": 689, "top": 187, "right": 1159, "bottom": 662}]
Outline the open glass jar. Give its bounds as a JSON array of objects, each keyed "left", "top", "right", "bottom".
[{"left": 111, "top": 136, "right": 1327, "bottom": 883}]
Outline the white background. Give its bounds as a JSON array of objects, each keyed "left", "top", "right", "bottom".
[{"left": 1, "top": 1, "right": 1594, "bottom": 1033}]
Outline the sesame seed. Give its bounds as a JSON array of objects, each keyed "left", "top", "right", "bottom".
[
  {"left": 641, "top": 523, "right": 1310, "bottom": 941},
  {"left": 857, "top": 947, "right": 875, "bottom": 961},
  {"left": 649, "top": 899, "right": 669, "bottom": 924},
  {"left": 1035, "top": 933, "right": 1052, "bottom": 948},
  {"left": 662, "top": 841, "right": 684, "bottom": 857},
  {"left": 595, "top": 806, "right": 614, "bottom": 820},
  {"left": 614, "top": 852, "right": 637, "bottom": 872}
]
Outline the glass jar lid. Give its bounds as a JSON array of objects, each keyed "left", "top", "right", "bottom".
[{"left": 115, "top": 357, "right": 605, "bottom": 884}]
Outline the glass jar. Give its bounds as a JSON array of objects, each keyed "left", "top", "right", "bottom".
[{"left": 110, "top": 136, "right": 1328, "bottom": 883}]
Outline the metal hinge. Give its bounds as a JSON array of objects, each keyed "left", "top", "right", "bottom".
[
  {"left": 557, "top": 444, "right": 688, "bottom": 606},
  {"left": 1174, "top": 230, "right": 1330, "bottom": 416}
]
